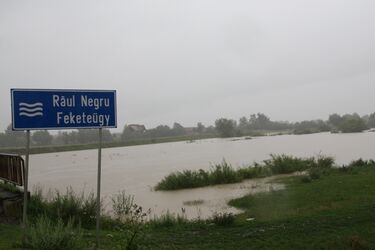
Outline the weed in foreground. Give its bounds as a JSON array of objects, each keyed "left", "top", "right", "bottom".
[
  {"left": 28, "top": 186, "right": 99, "bottom": 229},
  {"left": 111, "top": 190, "right": 150, "bottom": 250},
  {"left": 211, "top": 212, "right": 235, "bottom": 226},
  {"left": 149, "top": 210, "right": 188, "bottom": 228},
  {"left": 21, "top": 215, "right": 84, "bottom": 250}
]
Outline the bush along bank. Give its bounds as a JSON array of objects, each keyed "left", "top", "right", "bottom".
[{"left": 155, "top": 154, "right": 335, "bottom": 191}]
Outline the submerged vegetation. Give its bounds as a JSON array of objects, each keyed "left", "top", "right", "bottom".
[{"left": 155, "top": 155, "right": 335, "bottom": 190}]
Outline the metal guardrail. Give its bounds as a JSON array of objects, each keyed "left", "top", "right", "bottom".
[{"left": 0, "top": 153, "right": 24, "bottom": 186}]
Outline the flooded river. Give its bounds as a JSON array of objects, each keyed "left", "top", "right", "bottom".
[{"left": 29, "top": 132, "right": 375, "bottom": 219}]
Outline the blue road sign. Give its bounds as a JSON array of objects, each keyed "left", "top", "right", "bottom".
[{"left": 11, "top": 89, "right": 117, "bottom": 130}]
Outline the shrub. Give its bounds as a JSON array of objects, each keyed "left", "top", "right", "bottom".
[
  {"left": 28, "top": 186, "right": 48, "bottom": 220},
  {"left": 315, "top": 155, "right": 335, "bottom": 169},
  {"left": 209, "top": 160, "right": 242, "bottom": 185},
  {"left": 28, "top": 187, "right": 99, "bottom": 229},
  {"left": 155, "top": 160, "right": 242, "bottom": 190},
  {"left": 80, "top": 192, "right": 97, "bottom": 228},
  {"left": 111, "top": 202, "right": 150, "bottom": 250},
  {"left": 22, "top": 215, "right": 84, "bottom": 250},
  {"left": 211, "top": 212, "right": 235, "bottom": 226},
  {"left": 347, "top": 158, "right": 375, "bottom": 168},
  {"left": 112, "top": 190, "right": 135, "bottom": 221},
  {"left": 301, "top": 176, "right": 312, "bottom": 183},
  {"left": 264, "top": 154, "right": 312, "bottom": 174},
  {"left": 155, "top": 169, "right": 211, "bottom": 190},
  {"left": 149, "top": 210, "right": 187, "bottom": 228},
  {"left": 49, "top": 188, "right": 98, "bottom": 228},
  {"left": 238, "top": 165, "right": 272, "bottom": 179},
  {"left": 308, "top": 168, "right": 321, "bottom": 180}
]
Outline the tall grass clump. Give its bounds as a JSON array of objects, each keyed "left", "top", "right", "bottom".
[
  {"left": 315, "top": 155, "right": 335, "bottom": 169},
  {"left": 263, "top": 154, "right": 313, "bottom": 174},
  {"left": 156, "top": 155, "right": 336, "bottom": 190},
  {"left": 112, "top": 190, "right": 135, "bottom": 219},
  {"left": 155, "top": 169, "right": 210, "bottom": 190},
  {"left": 28, "top": 187, "right": 99, "bottom": 228},
  {"left": 237, "top": 164, "right": 272, "bottom": 179},
  {"left": 211, "top": 212, "right": 235, "bottom": 226},
  {"left": 347, "top": 158, "right": 375, "bottom": 168},
  {"left": 22, "top": 215, "right": 84, "bottom": 250},
  {"left": 110, "top": 190, "right": 150, "bottom": 250},
  {"left": 209, "top": 160, "right": 242, "bottom": 185},
  {"left": 149, "top": 210, "right": 188, "bottom": 228},
  {"left": 155, "top": 160, "right": 241, "bottom": 190}
]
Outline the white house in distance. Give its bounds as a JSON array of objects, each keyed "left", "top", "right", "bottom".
[{"left": 127, "top": 124, "right": 146, "bottom": 133}]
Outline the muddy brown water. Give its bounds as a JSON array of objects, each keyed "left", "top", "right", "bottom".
[{"left": 28, "top": 132, "right": 375, "bottom": 219}]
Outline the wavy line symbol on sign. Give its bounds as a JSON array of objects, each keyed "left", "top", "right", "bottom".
[{"left": 19, "top": 102, "right": 44, "bottom": 117}]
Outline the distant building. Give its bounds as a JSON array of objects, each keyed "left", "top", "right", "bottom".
[
  {"left": 127, "top": 124, "right": 146, "bottom": 133},
  {"left": 184, "top": 127, "right": 196, "bottom": 134}
]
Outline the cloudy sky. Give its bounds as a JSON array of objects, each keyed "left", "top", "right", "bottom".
[{"left": 1, "top": 0, "right": 375, "bottom": 131}]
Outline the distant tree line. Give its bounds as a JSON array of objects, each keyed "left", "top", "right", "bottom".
[
  {"left": 1, "top": 112, "right": 374, "bottom": 147},
  {"left": 214, "top": 112, "right": 375, "bottom": 138},
  {"left": 0, "top": 125, "right": 113, "bottom": 148}
]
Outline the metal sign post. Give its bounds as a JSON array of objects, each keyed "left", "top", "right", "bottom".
[
  {"left": 22, "top": 130, "right": 30, "bottom": 228},
  {"left": 96, "top": 128, "right": 103, "bottom": 249}
]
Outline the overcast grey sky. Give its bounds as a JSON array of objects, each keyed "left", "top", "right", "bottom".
[{"left": 1, "top": 0, "right": 375, "bottom": 131}]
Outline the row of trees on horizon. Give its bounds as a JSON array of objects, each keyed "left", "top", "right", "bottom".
[{"left": 1, "top": 112, "right": 374, "bottom": 147}]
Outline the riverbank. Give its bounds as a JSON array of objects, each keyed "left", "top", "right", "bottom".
[
  {"left": 1, "top": 159, "right": 375, "bottom": 249},
  {"left": 0, "top": 134, "right": 216, "bottom": 155}
]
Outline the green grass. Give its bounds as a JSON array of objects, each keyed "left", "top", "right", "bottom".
[
  {"left": 155, "top": 155, "right": 334, "bottom": 190},
  {"left": 0, "top": 223, "right": 21, "bottom": 249}
]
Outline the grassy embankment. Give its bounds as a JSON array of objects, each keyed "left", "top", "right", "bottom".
[{"left": 1, "top": 158, "right": 375, "bottom": 249}]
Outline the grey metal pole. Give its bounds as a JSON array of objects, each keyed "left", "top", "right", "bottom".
[
  {"left": 23, "top": 130, "right": 30, "bottom": 228},
  {"left": 96, "top": 128, "right": 103, "bottom": 249}
]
